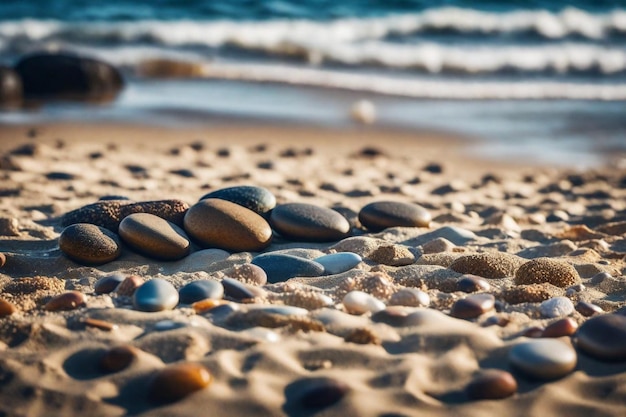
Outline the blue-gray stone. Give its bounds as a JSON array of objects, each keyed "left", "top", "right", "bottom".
[
  {"left": 270, "top": 203, "right": 351, "bottom": 242},
  {"left": 508, "top": 339, "right": 577, "bottom": 380},
  {"left": 94, "top": 273, "right": 125, "bottom": 294},
  {"left": 178, "top": 280, "right": 224, "bottom": 304},
  {"left": 222, "top": 277, "right": 256, "bottom": 300},
  {"left": 133, "top": 278, "right": 179, "bottom": 312},
  {"left": 251, "top": 253, "right": 325, "bottom": 283},
  {"left": 199, "top": 185, "right": 276, "bottom": 215},
  {"left": 315, "top": 252, "right": 362, "bottom": 275}
]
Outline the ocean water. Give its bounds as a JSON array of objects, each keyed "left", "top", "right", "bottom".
[{"left": 1, "top": 0, "right": 625, "bottom": 166}]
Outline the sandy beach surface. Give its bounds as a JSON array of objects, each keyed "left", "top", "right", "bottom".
[{"left": 0, "top": 120, "right": 625, "bottom": 417}]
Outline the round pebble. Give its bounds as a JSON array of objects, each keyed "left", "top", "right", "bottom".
[
  {"left": 0, "top": 299, "right": 17, "bottom": 317},
  {"left": 466, "top": 369, "right": 517, "bottom": 400},
  {"left": 514, "top": 257, "right": 581, "bottom": 288},
  {"left": 541, "top": 317, "right": 578, "bottom": 338},
  {"left": 508, "top": 339, "right": 577, "bottom": 380},
  {"left": 184, "top": 198, "right": 272, "bottom": 252},
  {"left": 178, "top": 280, "right": 224, "bottom": 304},
  {"left": 115, "top": 275, "right": 144, "bottom": 296},
  {"left": 251, "top": 253, "right": 325, "bottom": 283},
  {"left": 223, "top": 263, "right": 267, "bottom": 285},
  {"left": 576, "top": 314, "right": 626, "bottom": 361},
  {"left": 45, "top": 291, "right": 86, "bottom": 311},
  {"left": 450, "top": 293, "right": 495, "bottom": 319},
  {"left": 342, "top": 290, "right": 385, "bottom": 315},
  {"left": 199, "top": 185, "right": 276, "bottom": 216},
  {"left": 315, "top": 252, "right": 362, "bottom": 275},
  {"left": 59, "top": 223, "right": 122, "bottom": 265},
  {"left": 133, "top": 279, "right": 179, "bottom": 312},
  {"left": 575, "top": 301, "right": 603, "bottom": 317},
  {"left": 388, "top": 288, "right": 430, "bottom": 307},
  {"left": 94, "top": 273, "right": 125, "bottom": 294},
  {"left": 270, "top": 203, "right": 350, "bottom": 242},
  {"left": 457, "top": 274, "right": 491, "bottom": 293},
  {"left": 99, "top": 345, "right": 140, "bottom": 373},
  {"left": 449, "top": 252, "right": 525, "bottom": 279},
  {"left": 539, "top": 297, "right": 575, "bottom": 318},
  {"left": 118, "top": 213, "right": 190, "bottom": 261},
  {"left": 298, "top": 377, "right": 350, "bottom": 409},
  {"left": 358, "top": 201, "right": 431, "bottom": 232},
  {"left": 148, "top": 362, "right": 213, "bottom": 404},
  {"left": 221, "top": 277, "right": 257, "bottom": 300}
]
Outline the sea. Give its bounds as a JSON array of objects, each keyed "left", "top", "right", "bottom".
[{"left": 1, "top": 0, "right": 625, "bottom": 167}]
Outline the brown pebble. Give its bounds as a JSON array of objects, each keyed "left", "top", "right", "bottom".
[
  {"left": 449, "top": 252, "right": 525, "bottom": 279},
  {"left": 118, "top": 212, "right": 190, "bottom": 260},
  {"left": 576, "top": 314, "right": 626, "bottom": 361},
  {"left": 541, "top": 317, "right": 578, "bottom": 338},
  {"left": 83, "top": 318, "right": 118, "bottom": 331},
  {"left": 466, "top": 369, "right": 517, "bottom": 400},
  {"left": 450, "top": 293, "right": 495, "bottom": 319},
  {"left": 116, "top": 275, "right": 145, "bottom": 296},
  {"left": 457, "top": 274, "right": 491, "bottom": 293},
  {"left": 358, "top": 201, "right": 431, "bottom": 232},
  {"left": 45, "top": 291, "right": 86, "bottom": 311},
  {"left": 99, "top": 345, "right": 140, "bottom": 373},
  {"left": 514, "top": 257, "right": 581, "bottom": 288},
  {"left": 575, "top": 301, "right": 604, "bottom": 317},
  {"left": 0, "top": 252, "right": 5, "bottom": 268},
  {"left": 59, "top": 223, "right": 122, "bottom": 265},
  {"left": 0, "top": 299, "right": 17, "bottom": 317},
  {"left": 148, "top": 362, "right": 213, "bottom": 404},
  {"left": 223, "top": 263, "right": 267, "bottom": 285}
]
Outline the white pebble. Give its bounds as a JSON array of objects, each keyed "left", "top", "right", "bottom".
[
  {"left": 342, "top": 290, "right": 385, "bottom": 315},
  {"left": 350, "top": 100, "right": 376, "bottom": 124},
  {"left": 540, "top": 297, "right": 574, "bottom": 318}
]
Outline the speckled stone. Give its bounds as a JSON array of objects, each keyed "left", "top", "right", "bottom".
[
  {"left": 251, "top": 253, "right": 325, "bottom": 283},
  {"left": 514, "top": 257, "right": 581, "bottom": 288},
  {"left": 99, "top": 345, "right": 140, "bottom": 373},
  {"left": 466, "top": 369, "right": 517, "bottom": 400},
  {"left": 500, "top": 283, "right": 563, "bottom": 304},
  {"left": 368, "top": 244, "right": 415, "bottom": 266},
  {"left": 343, "top": 290, "right": 385, "bottom": 314},
  {"left": 200, "top": 185, "right": 276, "bottom": 216},
  {"left": 115, "top": 275, "right": 144, "bottom": 296},
  {"left": 388, "top": 288, "right": 430, "bottom": 307},
  {"left": 449, "top": 252, "right": 525, "bottom": 279},
  {"left": 315, "top": 252, "right": 362, "bottom": 275},
  {"left": 45, "top": 291, "right": 86, "bottom": 311},
  {"left": 358, "top": 201, "right": 431, "bottom": 232},
  {"left": 575, "top": 301, "right": 604, "bottom": 317},
  {"left": 0, "top": 299, "right": 17, "bottom": 317},
  {"left": 178, "top": 280, "right": 224, "bottom": 304},
  {"left": 59, "top": 223, "right": 122, "bottom": 265},
  {"left": 223, "top": 263, "right": 267, "bottom": 285},
  {"left": 509, "top": 339, "right": 577, "bottom": 380},
  {"left": 457, "top": 274, "right": 491, "bottom": 293},
  {"left": 148, "top": 362, "right": 213, "bottom": 404},
  {"left": 576, "top": 314, "right": 626, "bottom": 361},
  {"left": 297, "top": 377, "right": 350, "bottom": 409},
  {"left": 270, "top": 203, "right": 351, "bottom": 242},
  {"left": 184, "top": 198, "right": 272, "bottom": 252},
  {"left": 450, "top": 293, "right": 495, "bottom": 319},
  {"left": 541, "top": 317, "right": 578, "bottom": 338},
  {"left": 539, "top": 297, "right": 575, "bottom": 318},
  {"left": 94, "top": 273, "right": 125, "bottom": 294},
  {"left": 119, "top": 213, "right": 190, "bottom": 261},
  {"left": 133, "top": 279, "right": 179, "bottom": 312}
]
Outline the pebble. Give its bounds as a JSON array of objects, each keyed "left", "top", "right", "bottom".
[
  {"left": 148, "top": 362, "right": 213, "bottom": 404},
  {"left": 99, "top": 345, "right": 140, "bottom": 373},
  {"left": 115, "top": 275, "right": 144, "bottom": 296},
  {"left": 178, "top": 280, "right": 224, "bottom": 304},
  {"left": 575, "top": 301, "right": 604, "bottom": 317},
  {"left": 298, "top": 377, "right": 350, "bottom": 409},
  {"left": 133, "top": 279, "right": 179, "bottom": 312},
  {"left": 94, "top": 273, "right": 125, "bottom": 294},
  {"left": 508, "top": 339, "right": 577, "bottom": 379},
  {"left": 342, "top": 290, "right": 385, "bottom": 314},
  {"left": 388, "top": 288, "right": 430, "bottom": 307},
  {"left": 457, "top": 275, "right": 491, "bottom": 293},
  {"left": 576, "top": 314, "right": 626, "bottom": 361},
  {"left": 83, "top": 318, "right": 117, "bottom": 331},
  {"left": 251, "top": 253, "right": 325, "bottom": 283},
  {"left": 450, "top": 294, "right": 495, "bottom": 319},
  {"left": 223, "top": 263, "right": 267, "bottom": 285},
  {"left": 241, "top": 327, "right": 281, "bottom": 343},
  {"left": 221, "top": 277, "right": 257, "bottom": 300},
  {"left": 118, "top": 213, "right": 190, "bottom": 261},
  {"left": 192, "top": 299, "right": 229, "bottom": 313},
  {"left": 541, "top": 317, "right": 578, "bottom": 338},
  {"left": 371, "top": 306, "right": 414, "bottom": 326},
  {"left": 314, "top": 252, "right": 362, "bottom": 275},
  {"left": 45, "top": 291, "right": 86, "bottom": 311},
  {"left": 0, "top": 252, "right": 5, "bottom": 268},
  {"left": 449, "top": 252, "right": 525, "bottom": 279},
  {"left": 421, "top": 237, "right": 456, "bottom": 254},
  {"left": 465, "top": 369, "right": 517, "bottom": 400},
  {"left": 539, "top": 297, "right": 575, "bottom": 318},
  {"left": 0, "top": 299, "right": 17, "bottom": 317},
  {"left": 514, "top": 257, "right": 581, "bottom": 288},
  {"left": 184, "top": 198, "right": 272, "bottom": 252},
  {"left": 59, "top": 223, "right": 122, "bottom": 265},
  {"left": 358, "top": 201, "right": 431, "bottom": 232},
  {"left": 368, "top": 244, "right": 415, "bottom": 266},
  {"left": 270, "top": 203, "right": 351, "bottom": 242},
  {"left": 199, "top": 185, "right": 276, "bottom": 216}
]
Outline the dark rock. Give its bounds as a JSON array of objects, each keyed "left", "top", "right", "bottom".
[
  {"left": 178, "top": 280, "right": 224, "bottom": 304},
  {"left": 576, "top": 314, "right": 626, "bottom": 361},
  {"left": 45, "top": 291, "right": 86, "bottom": 311},
  {"left": 457, "top": 275, "right": 491, "bottom": 293},
  {"left": 450, "top": 294, "right": 495, "bottom": 319},
  {"left": 466, "top": 369, "right": 517, "bottom": 400},
  {"left": 251, "top": 253, "right": 325, "bottom": 283},
  {"left": 270, "top": 203, "right": 351, "bottom": 242},
  {"left": 200, "top": 185, "right": 276, "bottom": 215}
]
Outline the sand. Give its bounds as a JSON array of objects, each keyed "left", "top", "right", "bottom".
[{"left": 0, "top": 121, "right": 625, "bottom": 417}]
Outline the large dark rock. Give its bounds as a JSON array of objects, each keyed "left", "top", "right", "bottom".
[
  {"left": 0, "top": 66, "right": 22, "bottom": 107},
  {"left": 14, "top": 52, "right": 124, "bottom": 101}
]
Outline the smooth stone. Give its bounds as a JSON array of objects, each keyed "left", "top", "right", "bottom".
[
  {"left": 133, "top": 279, "right": 179, "bottom": 312},
  {"left": 94, "top": 273, "right": 125, "bottom": 294},
  {"left": 0, "top": 299, "right": 17, "bottom": 317},
  {"left": 575, "top": 301, "right": 604, "bottom": 317},
  {"left": 270, "top": 203, "right": 351, "bottom": 242},
  {"left": 221, "top": 277, "right": 257, "bottom": 300},
  {"left": 508, "top": 339, "right": 577, "bottom": 380},
  {"left": 184, "top": 199, "right": 272, "bottom": 252},
  {"left": 99, "top": 345, "right": 140, "bottom": 373},
  {"left": 118, "top": 213, "right": 190, "bottom": 261},
  {"left": 388, "top": 288, "right": 430, "bottom": 307},
  {"left": 223, "top": 263, "right": 267, "bottom": 285},
  {"left": 358, "top": 201, "right": 431, "bottom": 232},
  {"left": 115, "top": 275, "right": 144, "bottom": 296},
  {"left": 153, "top": 320, "right": 188, "bottom": 331},
  {"left": 59, "top": 223, "right": 122, "bottom": 265},
  {"left": 457, "top": 275, "right": 491, "bottom": 293},
  {"left": 148, "top": 363, "right": 213, "bottom": 404},
  {"left": 0, "top": 252, "right": 5, "bottom": 268},
  {"left": 342, "top": 290, "right": 385, "bottom": 315},
  {"left": 541, "top": 317, "right": 578, "bottom": 338},
  {"left": 248, "top": 305, "right": 309, "bottom": 316},
  {"left": 199, "top": 185, "right": 276, "bottom": 215},
  {"left": 298, "top": 377, "right": 350, "bottom": 409},
  {"left": 576, "top": 314, "right": 626, "bottom": 361},
  {"left": 45, "top": 291, "right": 86, "bottom": 311},
  {"left": 450, "top": 294, "right": 495, "bottom": 319},
  {"left": 201, "top": 303, "right": 240, "bottom": 322},
  {"left": 178, "top": 280, "right": 224, "bottom": 304},
  {"left": 372, "top": 306, "right": 416, "bottom": 326},
  {"left": 192, "top": 299, "right": 229, "bottom": 313},
  {"left": 315, "top": 252, "right": 362, "bottom": 275},
  {"left": 251, "top": 253, "right": 325, "bottom": 283},
  {"left": 466, "top": 369, "right": 518, "bottom": 400},
  {"left": 539, "top": 297, "right": 575, "bottom": 318},
  {"left": 241, "top": 327, "right": 281, "bottom": 342}
]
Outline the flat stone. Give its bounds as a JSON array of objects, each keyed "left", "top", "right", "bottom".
[
  {"left": 133, "top": 279, "right": 179, "bottom": 312},
  {"left": 200, "top": 185, "right": 276, "bottom": 215},
  {"left": 94, "top": 273, "right": 125, "bottom": 294},
  {"left": 508, "top": 339, "right": 577, "bottom": 380},
  {"left": 539, "top": 297, "right": 575, "bottom": 318},
  {"left": 99, "top": 345, "right": 140, "bottom": 373},
  {"left": 148, "top": 362, "right": 213, "bottom": 404},
  {"left": 541, "top": 317, "right": 578, "bottom": 338},
  {"left": 576, "top": 314, "right": 626, "bottom": 361},
  {"left": 270, "top": 203, "right": 350, "bottom": 242},
  {"left": 358, "top": 201, "right": 431, "bottom": 232},
  {"left": 515, "top": 257, "right": 581, "bottom": 288},
  {"left": 457, "top": 275, "right": 491, "bottom": 293},
  {"left": 59, "top": 223, "right": 122, "bottom": 265},
  {"left": 251, "top": 253, "right": 325, "bottom": 283},
  {"left": 315, "top": 252, "right": 362, "bottom": 275},
  {"left": 45, "top": 291, "right": 86, "bottom": 311},
  {"left": 184, "top": 199, "right": 272, "bottom": 252},
  {"left": 450, "top": 293, "right": 495, "bottom": 319},
  {"left": 466, "top": 369, "right": 517, "bottom": 400},
  {"left": 118, "top": 213, "right": 190, "bottom": 261},
  {"left": 178, "top": 280, "right": 224, "bottom": 304},
  {"left": 449, "top": 252, "right": 525, "bottom": 279},
  {"left": 342, "top": 290, "right": 385, "bottom": 315},
  {"left": 223, "top": 263, "right": 267, "bottom": 285},
  {"left": 0, "top": 299, "right": 17, "bottom": 317},
  {"left": 388, "top": 288, "right": 430, "bottom": 307}
]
